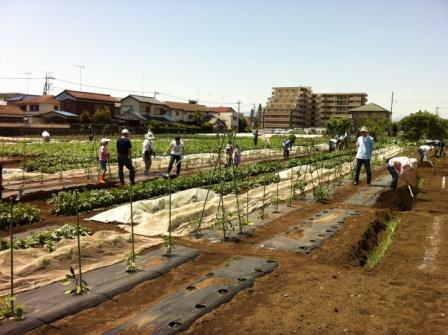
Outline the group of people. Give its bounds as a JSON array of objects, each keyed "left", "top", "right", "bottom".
[
  {"left": 329, "top": 132, "right": 349, "bottom": 152},
  {"left": 97, "top": 129, "right": 185, "bottom": 185},
  {"left": 353, "top": 127, "right": 444, "bottom": 190},
  {"left": 224, "top": 143, "right": 241, "bottom": 167}
]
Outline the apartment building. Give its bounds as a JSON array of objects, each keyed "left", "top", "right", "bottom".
[
  {"left": 263, "top": 87, "right": 314, "bottom": 129},
  {"left": 316, "top": 93, "right": 367, "bottom": 125},
  {"left": 264, "top": 86, "right": 367, "bottom": 129}
]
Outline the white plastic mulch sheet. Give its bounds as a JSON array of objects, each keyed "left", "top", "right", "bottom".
[{"left": 89, "top": 146, "right": 402, "bottom": 238}]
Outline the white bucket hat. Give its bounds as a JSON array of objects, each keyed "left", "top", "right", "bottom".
[
  {"left": 121, "top": 129, "right": 130, "bottom": 135},
  {"left": 100, "top": 138, "right": 110, "bottom": 144},
  {"left": 360, "top": 127, "right": 368, "bottom": 132}
]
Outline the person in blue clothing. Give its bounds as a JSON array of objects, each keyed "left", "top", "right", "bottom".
[
  {"left": 282, "top": 138, "right": 295, "bottom": 159},
  {"left": 353, "top": 127, "right": 374, "bottom": 185}
]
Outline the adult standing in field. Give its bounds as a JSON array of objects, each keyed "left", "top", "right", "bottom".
[
  {"left": 167, "top": 136, "right": 184, "bottom": 176},
  {"left": 117, "top": 129, "right": 135, "bottom": 185},
  {"left": 386, "top": 157, "right": 418, "bottom": 189},
  {"left": 142, "top": 133, "right": 156, "bottom": 176},
  {"left": 353, "top": 127, "right": 374, "bottom": 185},
  {"left": 224, "top": 142, "right": 234, "bottom": 167},
  {"left": 253, "top": 129, "right": 259, "bottom": 146}
]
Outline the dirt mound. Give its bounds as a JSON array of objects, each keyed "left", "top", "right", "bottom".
[{"left": 375, "top": 185, "right": 416, "bottom": 211}]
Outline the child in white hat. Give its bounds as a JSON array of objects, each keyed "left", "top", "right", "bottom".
[{"left": 98, "top": 138, "right": 110, "bottom": 183}]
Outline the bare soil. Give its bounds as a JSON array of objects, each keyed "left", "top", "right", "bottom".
[{"left": 21, "top": 157, "right": 448, "bottom": 334}]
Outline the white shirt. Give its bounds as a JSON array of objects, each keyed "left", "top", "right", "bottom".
[
  {"left": 419, "top": 145, "right": 431, "bottom": 152},
  {"left": 170, "top": 140, "right": 184, "bottom": 156},
  {"left": 142, "top": 139, "right": 153, "bottom": 154}
]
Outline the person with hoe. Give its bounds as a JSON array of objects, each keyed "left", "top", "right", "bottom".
[
  {"left": 386, "top": 156, "right": 418, "bottom": 190},
  {"left": 282, "top": 137, "right": 295, "bottom": 159},
  {"left": 353, "top": 126, "right": 374, "bottom": 185},
  {"left": 142, "top": 133, "right": 156, "bottom": 176},
  {"left": 166, "top": 136, "right": 184, "bottom": 177},
  {"left": 117, "top": 129, "right": 135, "bottom": 185},
  {"left": 417, "top": 144, "right": 434, "bottom": 165},
  {"left": 98, "top": 138, "right": 110, "bottom": 183}
]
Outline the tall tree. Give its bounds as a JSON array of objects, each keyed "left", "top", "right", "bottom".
[
  {"left": 399, "top": 111, "right": 448, "bottom": 141},
  {"left": 254, "top": 103, "right": 263, "bottom": 128}
]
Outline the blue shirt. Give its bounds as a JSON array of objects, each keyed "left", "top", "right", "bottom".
[{"left": 356, "top": 135, "right": 374, "bottom": 159}]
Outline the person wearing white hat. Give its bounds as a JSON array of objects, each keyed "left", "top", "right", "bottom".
[
  {"left": 42, "top": 130, "right": 51, "bottom": 142},
  {"left": 417, "top": 144, "right": 434, "bottom": 164},
  {"left": 386, "top": 156, "right": 418, "bottom": 189},
  {"left": 142, "top": 133, "right": 156, "bottom": 176},
  {"left": 116, "top": 129, "right": 135, "bottom": 185},
  {"left": 98, "top": 138, "right": 110, "bottom": 183},
  {"left": 353, "top": 126, "right": 374, "bottom": 185}
]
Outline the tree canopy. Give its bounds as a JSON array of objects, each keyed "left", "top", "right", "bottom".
[
  {"left": 399, "top": 111, "right": 447, "bottom": 141},
  {"left": 325, "top": 117, "right": 351, "bottom": 137}
]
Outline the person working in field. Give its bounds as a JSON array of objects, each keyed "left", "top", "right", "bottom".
[
  {"left": 386, "top": 156, "right": 418, "bottom": 189},
  {"left": 328, "top": 138, "right": 338, "bottom": 152},
  {"left": 282, "top": 138, "right": 294, "bottom": 159},
  {"left": 233, "top": 144, "right": 241, "bottom": 167},
  {"left": 142, "top": 133, "right": 156, "bottom": 176},
  {"left": 117, "top": 129, "right": 135, "bottom": 185},
  {"left": 353, "top": 127, "right": 374, "bottom": 185},
  {"left": 98, "top": 138, "right": 110, "bottom": 183},
  {"left": 167, "top": 136, "right": 184, "bottom": 176},
  {"left": 417, "top": 144, "right": 434, "bottom": 164},
  {"left": 42, "top": 130, "right": 51, "bottom": 142},
  {"left": 224, "top": 142, "right": 234, "bottom": 167}
]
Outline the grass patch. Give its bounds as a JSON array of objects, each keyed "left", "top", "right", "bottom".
[{"left": 364, "top": 217, "right": 400, "bottom": 270}]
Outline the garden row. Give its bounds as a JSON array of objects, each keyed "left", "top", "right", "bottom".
[
  {"left": 50, "top": 149, "right": 358, "bottom": 216},
  {"left": 0, "top": 202, "right": 40, "bottom": 229},
  {"left": 1, "top": 135, "right": 298, "bottom": 173}
]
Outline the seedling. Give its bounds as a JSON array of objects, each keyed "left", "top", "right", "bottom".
[
  {"left": 123, "top": 251, "right": 137, "bottom": 272},
  {"left": 214, "top": 209, "right": 234, "bottom": 240},
  {"left": 313, "top": 185, "right": 329, "bottom": 203},
  {"left": 271, "top": 196, "right": 280, "bottom": 213},
  {"left": 294, "top": 180, "right": 307, "bottom": 200},
  {"left": 0, "top": 295, "right": 25, "bottom": 321},
  {"left": 163, "top": 235, "right": 176, "bottom": 257},
  {"left": 62, "top": 266, "right": 90, "bottom": 295}
]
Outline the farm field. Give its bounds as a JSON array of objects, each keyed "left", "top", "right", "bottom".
[{"left": 0, "top": 137, "right": 446, "bottom": 335}]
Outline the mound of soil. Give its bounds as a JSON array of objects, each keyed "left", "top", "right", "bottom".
[{"left": 375, "top": 185, "right": 416, "bottom": 211}]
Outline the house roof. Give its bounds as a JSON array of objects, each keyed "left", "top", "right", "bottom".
[
  {"left": 16, "top": 95, "right": 59, "bottom": 106},
  {"left": 36, "top": 110, "right": 78, "bottom": 118},
  {"left": 165, "top": 101, "right": 209, "bottom": 112},
  {"left": 209, "top": 107, "right": 236, "bottom": 113},
  {"left": 0, "top": 105, "right": 25, "bottom": 117},
  {"left": 122, "top": 95, "right": 166, "bottom": 105},
  {"left": 350, "top": 103, "right": 390, "bottom": 113},
  {"left": 7, "top": 94, "right": 39, "bottom": 103},
  {"left": 55, "top": 90, "right": 118, "bottom": 103}
]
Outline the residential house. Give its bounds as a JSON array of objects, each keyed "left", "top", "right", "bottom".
[
  {"left": 16, "top": 95, "right": 59, "bottom": 114},
  {"left": 0, "top": 105, "right": 25, "bottom": 123},
  {"left": 209, "top": 107, "right": 240, "bottom": 130},
  {"left": 120, "top": 95, "right": 173, "bottom": 123},
  {"left": 348, "top": 103, "right": 391, "bottom": 126},
  {"left": 165, "top": 100, "right": 210, "bottom": 124},
  {"left": 54, "top": 90, "right": 118, "bottom": 117}
]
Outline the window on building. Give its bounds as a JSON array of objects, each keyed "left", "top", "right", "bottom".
[{"left": 54, "top": 105, "right": 59, "bottom": 110}]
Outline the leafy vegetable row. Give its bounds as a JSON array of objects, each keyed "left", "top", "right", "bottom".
[
  {"left": 0, "top": 202, "right": 40, "bottom": 229},
  {"left": 50, "top": 149, "right": 358, "bottom": 215}
]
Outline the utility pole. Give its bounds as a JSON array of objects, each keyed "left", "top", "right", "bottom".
[
  {"left": 390, "top": 92, "right": 394, "bottom": 115},
  {"left": 43, "top": 72, "right": 54, "bottom": 95},
  {"left": 153, "top": 91, "right": 159, "bottom": 99},
  {"left": 75, "top": 65, "right": 85, "bottom": 91}
]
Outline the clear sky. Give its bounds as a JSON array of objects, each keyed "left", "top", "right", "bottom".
[{"left": 0, "top": 0, "right": 447, "bottom": 119}]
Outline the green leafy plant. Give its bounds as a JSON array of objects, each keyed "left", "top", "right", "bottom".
[
  {"left": 313, "top": 185, "right": 329, "bottom": 203},
  {"left": 0, "top": 295, "right": 25, "bottom": 321},
  {"left": 293, "top": 180, "right": 307, "bottom": 200},
  {"left": 62, "top": 266, "right": 90, "bottom": 295},
  {"left": 123, "top": 251, "right": 137, "bottom": 272},
  {"left": 163, "top": 235, "right": 176, "bottom": 257},
  {"left": 0, "top": 202, "right": 40, "bottom": 229},
  {"left": 214, "top": 210, "right": 234, "bottom": 240}
]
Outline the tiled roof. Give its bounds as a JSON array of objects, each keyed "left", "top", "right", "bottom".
[
  {"left": 350, "top": 103, "right": 390, "bottom": 113},
  {"left": 165, "top": 101, "right": 209, "bottom": 112},
  {"left": 36, "top": 110, "right": 78, "bottom": 118},
  {"left": 56, "top": 90, "right": 118, "bottom": 103},
  {"left": 7, "top": 94, "right": 39, "bottom": 102},
  {"left": 0, "top": 105, "right": 25, "bottom": 116},
  {"left": 209, "top": 107, "right": 235, "bottom": 113},
  {"left": 16, "top": 95, "right": 59, "bottom": 106},
  {"left": 122, "top": 95, "right": 166, "bottom": 105}
]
